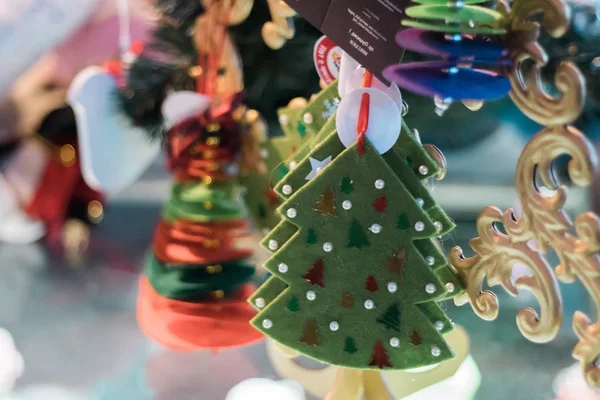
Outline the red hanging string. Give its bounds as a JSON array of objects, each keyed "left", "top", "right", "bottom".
[
  {"left": 197, "top": 1, "right": 233, "bottom": 98},
  {"left": 209, "top": 5, "right": 232, "bottom": 98},
  {"left": 357, "top": 71, "right": 374, "bottom": 155},
  {"left": 196, "top": 2, "right": 216, "bottom": 95}
]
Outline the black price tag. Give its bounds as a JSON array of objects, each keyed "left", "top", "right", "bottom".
[{"left": 288, "top": 0, "right": 411, "bottom": 83}]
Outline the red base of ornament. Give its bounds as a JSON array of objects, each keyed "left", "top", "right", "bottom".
[{"left": 137, "top": 276, "right": 264, "bottom": 351}]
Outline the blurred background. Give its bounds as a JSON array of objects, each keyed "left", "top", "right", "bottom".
[{"left": 0, "top": 0, "right": 599, "bottom": 399}]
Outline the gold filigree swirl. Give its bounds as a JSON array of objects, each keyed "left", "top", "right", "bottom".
[
  {"left": 508, "top": 61, "right": 585, "bottom": 127},
  {"left": 574, "top": 313, "right": 600, "bottom": 392},
  {"left": 557, "top": 213, "right": 600, "bottom": 391},
  {"left": 458, "top": 0, "right": 600, "bottom": 392},
  {"left": 500, "top": 0, "right": 584, "bottom": 125},
  {"left": 450, "top": 207, "right": 563, "bottom": 343},
  {"left": 503, "top": 125, "right": 596, "bottom": 251}
]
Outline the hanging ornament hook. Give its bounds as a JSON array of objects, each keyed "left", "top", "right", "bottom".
[{"left": 118, "top": 0, "right": 134, "bottom": 68}]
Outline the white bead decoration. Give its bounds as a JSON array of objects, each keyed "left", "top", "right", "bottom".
[
  {"left": 434, "top": 221, "right": 443, "bottom": 231},
  {"left": 370, "top": 224, "right": 382, "bottom": 234},
  {"left": 375, "top": 179, "right": 385, "bottom": 189},
  {"left": 426, "top": 256, "right": 435, "bottom": 266},
  {"left": 416, "top": 198, "right": 425, "bottom": 207},
  {"left": 278, "top": 263, "right": 288, "bottom": 273},
  {"left": 387, "top": 282, "right": 398, "bottom": 293},
  {"left": 323, "top": 242, "right": 333, "bottom": 252},
  {"left": 390, "top": 337, "right": 400, "bottom": 347},
  {"left": 445, "top": 282, "right": 456, "bottom": 293},
  {"left": 303, "top": 113, "right": 314, "bottom": 124},
  {"left": 279, "top": 114, "right": 289, "bottom": 125},
  {"left": 364, "top": 299, "right": 375, "bottom": 310},
  {"left": 306, "top": 291, "right": 317, "bottom": 301},
  {"left": 419, "top": 165, "right": 429, "bottom": 175},
  {"left": 289, "top": 161, "right": 298, "bottom": 170},
  {"left": 342, "top": 200, "right": 352, "bottom": 210},
  {"left": 255, "top": 298, "right": 266, "bottom": 308},
  {"left": 434, "top": 321, "right": 445, "bottom": 331},
  {"left": 425, "top": 283, "right": 437, "bottom": 294},
  {"left": 260, "top": 148, "right": 269, "bottom": 159},
  {"left": 329, "top": 321, "right": 340, "bottom": 331},
  {"left": 415, "top": 221, "right": 425, "bottom": 232},
  {"left": 262, "top": 319, "right": 273, "bottom": 329},
  {"left": 268, "top": 240, "right": 278, "bottom": 251},
  {"left": 282, "top": 185, "right": 293, "bottom": 195},
  {"left": 287, "top": 208, "right": 297, "bottom": 218},
  {"left": 431, "top": 346, "right": 441, "bottom": 357}
]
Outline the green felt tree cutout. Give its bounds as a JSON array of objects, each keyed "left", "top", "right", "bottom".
[
  {"left": 369, "top": 340, "right": 393, "bottom": 369},
  {"left": 251, "top": 136, "right": 463, "bottom": 370},
  {"left": 397, "top": 213, "right": 410, "bottom": 230},
  {"left": 348, "top": 219, "right": 371, "bottom": 249},
  {"left": 345, "top": 337, "right": 358, "bottom": 354},
  {"left": 297, "top": 121, "right": 307, "bottom": 137},
  {"left": 341, "top": 177, "right": 354, "bottom": 194},
  {"left": 377, "top": 304, "right": 401, "bottom": 331},
  {"left": 288, "top": 297, "right": 300, "bottom": 312},
  {"left": 303, "top": 259, "right": 325, "bottom": 288},
  {"left": 258, "top": 204, "right": 267, "bottom": 219},
  {"left": 306, "top": 228, "right": 319, "bottom": 244}
]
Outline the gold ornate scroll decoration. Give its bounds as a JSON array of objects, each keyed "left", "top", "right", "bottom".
[
  {"left": 450, "top": 207, "right": 562, "bottom": 343},
  {"left": 263, "top": 0, "right": 297, "bottom": 50},
  {"left": 455, "top": 0, "right": 600, "bottom": 391},
  {"left": 504, "top": 125, "right": 596, "bottom": 251},
  {"left": 562, "top": 212, "right": 600, "bottom": 390},
  {"left": 498, "top": 0, "right": 584, "bottom": 126}
]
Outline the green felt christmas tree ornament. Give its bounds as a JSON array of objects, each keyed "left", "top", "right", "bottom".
[
  {"left": 241, "top": 82, "right": 341, "bottom": 234},
  {"left": 253, "top": 115, "right": 463, "bottom": 314},
  {"left": 250, "top": 121, "right": 464, "bottom": 370}
]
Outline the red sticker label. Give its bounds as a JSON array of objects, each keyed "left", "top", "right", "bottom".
[{"left": 313, "top": 36, "right": 342, "bottom": 85}]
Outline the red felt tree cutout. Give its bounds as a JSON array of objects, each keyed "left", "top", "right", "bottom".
[
  {"left": 372, "top": 195, "right": 387, "bottom": 213},
  {"left": 264, "top": 189, "right": 280, "bottom": 206},
  {"left": 365, "top": 275, "right": 379, "bottom": 292},
  {"left": 369, "top": 340, "right": 393, "bottom": 369},
  {"left": 303, "top": 259, "right": 325, "bottom": 288}
]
